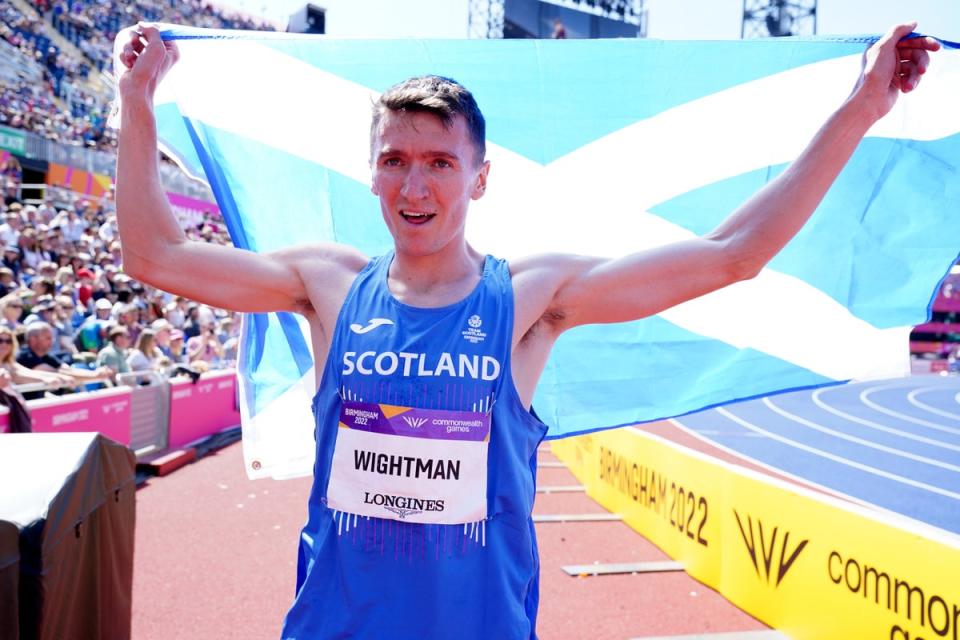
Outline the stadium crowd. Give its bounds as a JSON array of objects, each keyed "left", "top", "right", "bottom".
[
  {"left": 0, "top": 185, "right": 241, "bottom": 397},
  {"left": 0, "top": 0, "right": 272, "bottom": 398},
  {"left": 0, "top": 0, "right": 273, "bottom": 151}
]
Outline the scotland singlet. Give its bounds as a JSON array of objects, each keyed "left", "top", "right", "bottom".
[{"left": 281, "top": 253, "right": 548, "bottom": 640}]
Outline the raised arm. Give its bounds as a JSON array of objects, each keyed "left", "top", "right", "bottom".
[
  {"left": 113, "top": 24, "right": 364, "bottom": 317},
  {"left": 515, "top": 23, "right": 940, "bottom": 340}
]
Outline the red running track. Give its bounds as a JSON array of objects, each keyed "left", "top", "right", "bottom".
[{"left": 133, "top": 438, "right": 770, "bottom": 639}]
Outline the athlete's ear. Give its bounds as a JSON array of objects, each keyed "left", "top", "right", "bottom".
[{"left": 471, "top": 160, "right": 490, "bottom": 201}]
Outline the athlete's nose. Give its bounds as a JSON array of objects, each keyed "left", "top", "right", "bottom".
[{"left": 400, "top": 166, "right": 430, "bottom": 201}]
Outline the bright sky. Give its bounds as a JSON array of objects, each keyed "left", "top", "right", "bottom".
[{"left": 220, "top": 0, "right": 960, "bottom": 41}]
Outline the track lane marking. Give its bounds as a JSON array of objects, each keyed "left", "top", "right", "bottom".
[
  {"left": 859, "top": 385, "right": 960, "bottom": 434},
  {"left": 667, "top": 418, "right": 871, "bottom": 507},
  {"left": 810, "top": 388, "right": 960, "bottom": 452},
  {"left": 907, "top": 387, "right": 960, "bottom": 421},
  {"left": 762, "top": 398, "right": 960, "bottom": 473},
  {"left": 669, "top": 417, "right": 960, "bottom": 536},
  {"left": 714, "top": 406, "right": 960, "bottom": 501}
]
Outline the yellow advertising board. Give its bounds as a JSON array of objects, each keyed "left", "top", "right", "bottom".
[{"left": 551, "top": 427, "right": 960, "bottom": 640}]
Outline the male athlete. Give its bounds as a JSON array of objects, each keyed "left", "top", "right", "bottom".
[{"left": 114, "top": 23, "right": 937, "bottom": 640}]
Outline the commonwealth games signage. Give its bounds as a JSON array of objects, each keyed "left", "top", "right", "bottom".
[{"left": 552, "top": 428, "right": 960, "bottom": 639}]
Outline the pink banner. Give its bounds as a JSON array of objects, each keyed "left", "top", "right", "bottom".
[
  {"left": 168, "top": 371, "right": 240, "bottom": 449},
  {"left": 28, "top": 388, "right": 132, "bottom": 444},
  {"left": 0, "top": 406, "right": 9, "bottom": 433},
  {"left": 166, "top": 192, "right": 221, "bottom": 229}
]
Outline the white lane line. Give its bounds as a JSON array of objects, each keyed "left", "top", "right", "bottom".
[
  {"left": 715, "top": 407, "right": 960, "bottom": 501},
  {"left": 533, "top": 513, "right": 623, "bottom": 523},
  {"left": 908, "top": 388, "right": 960, "bottom": 421},
  {"left": 763, "top": 398, "right": 960, "bottom": 473},
  {"left": 562, "top": 561, "right": 684, "bottom": 576},
  {"left": 536, "top": 485, "right": 585, "bottom": 494},
  {"left": 668, "top": 418, "right": 960, "bottom": 540},
  {"left": 811, "top": 388, "right": 960, "bottom": 452},
  {"left": 859, "top": 385, "right": 960, "bottom": 435},
  {"left": 667, "top": 419, "right": 873, "bottom": 507}
]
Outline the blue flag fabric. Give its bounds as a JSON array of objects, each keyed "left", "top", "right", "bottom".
[{"left": 148, "top": 26, "right": 960, "bottom": 479}]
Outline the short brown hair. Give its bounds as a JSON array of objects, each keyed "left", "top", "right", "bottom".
[{"left": 371, "top": 75, "right": 486, "bottom": 166}]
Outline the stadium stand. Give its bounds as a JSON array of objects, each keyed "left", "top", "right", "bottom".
[{"left": 0, "top": 0, "right": 263, "bottom": 396}]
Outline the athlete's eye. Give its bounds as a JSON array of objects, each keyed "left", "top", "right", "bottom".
[
  {"left": 382, "top": 157, "right": 402, "bottom": 167},
  {"left": 433, "top": 159, "right": 452, "bottom": 169}
]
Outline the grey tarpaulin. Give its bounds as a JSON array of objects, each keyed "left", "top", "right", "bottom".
[{"left": 0, "top": 433, "right": 136, "bottom": 640}]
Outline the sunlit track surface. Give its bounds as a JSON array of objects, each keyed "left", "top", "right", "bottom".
[{"left": 672, "top": 376, "right": 960, "bottom": 535}]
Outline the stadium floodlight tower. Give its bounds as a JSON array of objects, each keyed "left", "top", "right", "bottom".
[
  {"left": 742, "top": 0, "right": 817, "bottom": 38},
  {"left": 471, "top": 0, "right": 647, "bottom": 39},
  {"left": 469, "top": 0, "right": 506, "bottom": 38}
]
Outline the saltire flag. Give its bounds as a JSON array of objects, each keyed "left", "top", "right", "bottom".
[{"left": 146, "top": 25, "right": 960, "bottom": 479}]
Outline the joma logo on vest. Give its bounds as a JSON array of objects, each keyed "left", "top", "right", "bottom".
[
  {"left": 733, "top": 509, "right": 809, "bottom": 587},
  {"left": 342, "top": 351, "right": 501, "bottom": 380}
]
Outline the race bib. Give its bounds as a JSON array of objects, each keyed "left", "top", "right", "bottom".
[{"left": 326, "top": 400, "right": 490, "bottom": 524}]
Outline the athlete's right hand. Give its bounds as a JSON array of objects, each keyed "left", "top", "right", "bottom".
[{"left": 114, "top": 23, "right": 180, "bottom": 101}]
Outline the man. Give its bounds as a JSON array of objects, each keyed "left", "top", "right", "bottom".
[
  {"left": 17, "top": 321, "right": 113, "bottom": 389},
  {"left": 96, "top": 324, "right": 131, "bottom": 378},
  {"left": 112, "top": 300, "right": 142, "bottom": 344},
  {"left": 150, "top": 317, "right": 173, "bottom": 357},
  {"left": 114, "top": 23, "right": 938, "bottom": 639},
  {"left": 0, "top": 211, "right": 22, "bottom": 247},
  {"left": 76, "top": 298, "right": 112, "bottom": 353}
]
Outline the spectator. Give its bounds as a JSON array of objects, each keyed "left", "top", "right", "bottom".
[
  {"left": 23, "top": 294, "right": 54, "bottom": 324},
  {"left": 0, "top": 211, "right": 22, "bottom": 246},
  {"left": 98, "top": 213, "right": 117, "bottom": 243},
  {"left": 2, "top": 244, "right": 21, "bottom": 276},
  {"left": 0, "top": 324, "right": 72, "bottom": 389},
  {"left": 552, "top": 18, "right": 567, "bottom": 39},
  {"left": 165, "top": 295, "right": 187, "bottom": 328},
  {"left": 96, "top": 323, "right": 130, "bottom": 376},
  {"left": 55, "top": 265, "right": 77, "bottom": 298},
  {"left": 0, "top": 292, "right": 23, "bottom": 330},
  {"left": 75, "top": 298, "right": 110, "bottom": 352},
  {"left": 28, "top": 275, "right": 55, "bottom": 298},
  {"left": 218, "top": 316, "right": 240, "bottom": 362},
  {"left": 74, "top": 266, "right": 95, "bottom": 306},
  {"left": 127, "top": 327, "right": 158, "bottom": 372},
  {"left": 53, "top": 294, "right": 79, "bottom": 353},
  {"left": 113, "top": 300, "right": 140, "bottom": 343},
  {"left": 186, "top": 320, "right": 223, "bottom": 366},
  {"left": 19, "top": 228, "right": 50, "bottom": 270},
  {"left": 168, "top": 328, "right": 185, "bottom": 364},
  {"left": 0, "top": 267, "right": 15, "bottom": 296},
  {"left": 17, "top": 320, "right": 112, "bottom": 385},
  {"left": 1, "top": 157, "right": 21, "bottom": 184},
  {"left": 182, "top": 304, "right": 202, "bottom": 339},
  {"left": 150, "top": 317, "right": 173, "bottom": 357},
  {"left": 53, "top": 207, "right": 87, "bottom": 242},
  {"left": 3, "top": 180, "right": 21, "bottom": 207}
]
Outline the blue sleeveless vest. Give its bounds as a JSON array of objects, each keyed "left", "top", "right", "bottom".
[{"left": 282, "top": 253, "right": 548, "bottom": 640}]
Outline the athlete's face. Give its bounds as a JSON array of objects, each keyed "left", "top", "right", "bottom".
[{"left": 371, "top": 111, "right": 489, "bottom": 257}]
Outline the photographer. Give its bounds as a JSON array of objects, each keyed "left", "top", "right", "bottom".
[{"left": 185, "top": 322, "right": 223, "bottom": 367}]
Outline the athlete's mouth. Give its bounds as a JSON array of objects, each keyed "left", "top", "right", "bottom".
[{"left": 400, "top": 210, "right": 437, "bottom": 225}]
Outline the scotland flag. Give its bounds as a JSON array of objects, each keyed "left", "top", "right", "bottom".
[{"left": 149, "top": 26, "right": 960, "bottom": 479}]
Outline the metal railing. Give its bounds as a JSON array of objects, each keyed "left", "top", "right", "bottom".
[{"left": 3, "top": 127, "right": 213, "bottom": 200}]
